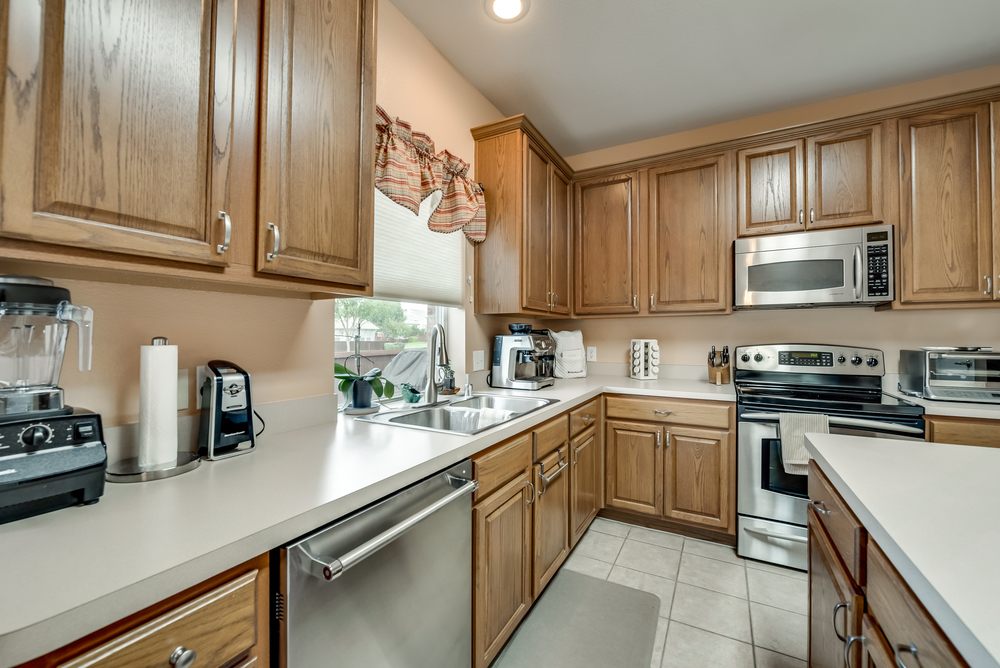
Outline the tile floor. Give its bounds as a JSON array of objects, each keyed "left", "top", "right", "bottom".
[{"left": 560, "top": 518, "right": 809, "bottom": 668}]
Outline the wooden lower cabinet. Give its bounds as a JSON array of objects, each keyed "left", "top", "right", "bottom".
[
  {"left": 473, "top": 472, "right": 534, "bottom": 668},
  {"left": 859, "top": 614, "right": 895, "bottom": 668},
  {"left": 570, "top": 425, "right": 601, "bottom": 547},
  {"left": 925, "top": 415, "right": 1000, "bottom": 448},
  {"left": 533, "top": 446, "right": 571, "bottom": 596},
  {"left": 808, "top": 509, "right": 863, "bottom": 668},
  {"left": 605, "top": 420, "right": 663, "bottom": 516},
  {"left": 662, "top": 426, "right": 732, "bottom": 530}
]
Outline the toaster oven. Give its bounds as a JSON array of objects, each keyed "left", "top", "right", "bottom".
[{"left": 898, "top": 348, "right": 1000, "bottom": 403}]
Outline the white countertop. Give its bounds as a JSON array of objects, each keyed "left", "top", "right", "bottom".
[
  {"left": 805, "top": 433, "right": 1000, "bottom": 668},
  {"left": 882, "top": 373, "right": 1000, "bottom": 420},
  {"left": 0, "top": 375, "right": 734, "bottom": 666}
]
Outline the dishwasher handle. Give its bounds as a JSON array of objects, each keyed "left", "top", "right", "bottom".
[{"left": 300, "top": 478, "right": 479, "bottom": 581}]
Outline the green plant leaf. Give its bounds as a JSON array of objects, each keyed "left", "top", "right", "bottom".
[
  {"left": 339, "top": 378, "right": 354, "bottom": 396},
  {"left": 369, "top": 377, "right": 383, "bottom": 397},
  {"left": 383, "top": 380, "right": 395, "bottom": 399},
  {"left": 334, "top": 363, "right": 359, "bottom": 378}
]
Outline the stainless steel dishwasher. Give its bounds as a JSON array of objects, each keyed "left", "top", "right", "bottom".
[{"left": 275, "top": 460, "right": 477, "bottom": 667}]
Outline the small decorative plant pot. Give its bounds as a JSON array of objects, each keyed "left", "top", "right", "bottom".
[{"left": 352, "top": 380, "right": 373, "bottom": 408}]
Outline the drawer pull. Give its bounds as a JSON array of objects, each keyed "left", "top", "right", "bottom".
[
  {"left": 217, "top": 211, "right": 232, "bottom": 254},
  {"left": 845, "top": 635, "right": 863, "bottom": 668},
  {"left": 833, "top": 602, "right": 848, "bottom": 641},
  {"left": 894, "top": 643, "right": 920, "bottom": 668},
  {"left": 581, "top": 414, "right": 593, "bottom": 421},
  {"left": 744, "top": 527, "right": 808, "bottom": 544},
  {"left": 267, "top": 222, "right": 281, "bottom": 261},
  {"left": 170, "top": 647, "right": 197, "bottom": 668},
  {"left": 653, "top": 410, "right": 672, "bottom": 415},
  {"left": 525, "top": 480, "right": 535, "bottom": 505},
  {"left": 811, "top": 500, "right": 832, "bottom": 516}
]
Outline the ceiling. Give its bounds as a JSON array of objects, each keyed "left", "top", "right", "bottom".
[{"left": 389, "top": 0, "right": 1000, "bottom": 157}]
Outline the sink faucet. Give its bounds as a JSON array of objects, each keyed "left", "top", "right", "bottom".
[{"left": 423, "top": 324, "right": 450, "bottom": 405}]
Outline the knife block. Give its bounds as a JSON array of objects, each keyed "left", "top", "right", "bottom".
[{"left": 707, "top": 353, "right": 731, "bottom": 385}]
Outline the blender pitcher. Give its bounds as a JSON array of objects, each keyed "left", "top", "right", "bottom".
[{"left": 0, "top": 276, "right": 94, "bottom": 419}]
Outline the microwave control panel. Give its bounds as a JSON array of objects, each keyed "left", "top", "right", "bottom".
[{"left": 864, "top": 228, "right": 892, "bottom": 298}]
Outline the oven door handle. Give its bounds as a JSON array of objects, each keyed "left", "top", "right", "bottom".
[
  {"left": 741, "top": 412, "right": 923, "bottom": 435},
  {"left": 744, "top": 527, "right": 808, "bottom": 544}
]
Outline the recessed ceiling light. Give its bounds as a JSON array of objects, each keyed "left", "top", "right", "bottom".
[{"left": 486, "top": 0, "right": 529, "bottom": 23}]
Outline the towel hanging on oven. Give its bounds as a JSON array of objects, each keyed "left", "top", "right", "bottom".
[{"left": 778, "top": 413, "right": 829, "bottom": 476}]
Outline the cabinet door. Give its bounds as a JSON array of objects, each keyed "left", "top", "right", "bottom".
[
  {"left": 0, "top": 0, "right": 236, "bottom": 265},
  {"left": 549, "top": 167, "right": 572, "bottom": 315},
  {"left": 574, "top": 172, "right": 640, "bottom": 314},
  {"left": 662, "top": 426, "right": 732, "bottom": 530},
  {"left": 648, "top": 154, "right": 732, "bottom": 313},
  {"left": 570, "top": 425, "right": 600, "bottom": 547},
  {"left": 806, "top": 124, "right": 883, "bottom": 229},
  {"left": 522, "top": 138, "right": 551, "bottom": 312},
  {"left": 927, "top": 415, "right": 1000, "bottom": 448},
  {"left": 257, "top": 0, "right": 376, "bottom": 287},
  {"left": 737, "top": 139, "right": 805, "bottom": 237},
  {"left": 898, "top": 104, "right": 992, "bottom": 303},
  {"left": 605, "top": 421, "right": 662, "bottom": 516},
  {"left": 859, "top": 614, "right": 895, "bottom": 668},
  {"left": 474, "top": 473, "right": 533, "bottom": 668},
  {"left": 534, "top": 447, "right": 570, "bottom": 597},
  {"left": 809, "top": 509, "right": 863, "bottom": 668}
]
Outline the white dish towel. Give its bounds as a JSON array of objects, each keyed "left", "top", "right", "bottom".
[
  {"left": 778, "top": 412, "right": 829, "bottom": 476},
  {"left": 550, "top": 330, "right": 587, "bottom": 379}
]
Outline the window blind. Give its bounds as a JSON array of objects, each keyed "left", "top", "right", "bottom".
[{"left": 373, "top": 188, "right": 465, "bottom": 307}]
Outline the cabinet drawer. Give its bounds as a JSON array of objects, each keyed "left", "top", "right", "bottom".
[
  {"left": 569, "top": 399, "right": 599, "bottom": 437},
  {"left": 605, "top": 395, "right": 731, "bottom": 429},
  {"left": 808, "top": 461, "right": 866, "bottom": 586},
  {"left": 866, "top": 540, "right": 969, "bottom": 668},
  {"left": 534, "top": 414, "right": 569, "bottom": 460},
  {"left": 473, "top": 433, "right": 532, "bottom": 502},
  {"left": 60, "top": 571, "right": 258, "bottom": 668},
  {"left": 926, "top": 415, "right": 1000, "bottom": 448}
]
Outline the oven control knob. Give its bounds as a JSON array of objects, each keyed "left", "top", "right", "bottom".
[
  {"left": 741, "top": 354, "right": 751, "bottom": 363},
  {"left": 850, "top": 355, "right": 862, "bottom": 366},
  {"left": 753, "top": 353, "right": 764, "bottom": 363},
  {"left": 867, "top": 357, "right": 879, "bottom": 367},
  {"left": 837, "top": 355, "right": 846, "bottom": 364},
  {"left": 20, "top": 425, "right": 52, "bottom": 449}
]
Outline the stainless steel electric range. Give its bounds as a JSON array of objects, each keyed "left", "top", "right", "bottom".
[{"left": 734, "top": 344, "right": 924, "bottom": 571}]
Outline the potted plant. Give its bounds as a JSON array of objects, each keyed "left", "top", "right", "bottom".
[{"left": 335, "top": 364, "right": 395, "bottom": 414}]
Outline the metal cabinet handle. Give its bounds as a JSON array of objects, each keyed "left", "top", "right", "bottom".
[
  {"left": 833, "top": 602, "right": 849, "bottom": 641},
  {"left": 538, "top": 450, "right": 568, "bottom": 494},
  {"left": 633, "top": 294, "right": 637, "bottom": 309},
  {"left": 799, "top": 209, "right": 804, "bottom": 224},
  {"left": 895, "top": 643, "right": 920, "bottom": 668},
  {"left": 553, "top": 293, "right": 557, "bottom": 306},
  {"left": 656, "top": 431, "right": 661, "bottom": 448},
  {"left": 547, "top": 291, "right": 552, "bottom": 307},
  {"left": 170, "top": 647, "right": 197, "bottom": 668},
  {"left": 810, "top": 207, "right": 815, "bottom": 224},
  {"left": 650, "top": 294, "right": 654, "bottom": 308},
  {"left": 665, "top": 430, "right": 670, "bottom": 446},
  {"left": 845, "top": 635, "right": 863, "bottom": 668},
  {"left": 267, "top": 222, "right": 281, "bottom": 261},
  {"left": 573, "top": 446, "right": 580, "bottom": 465},
  {"left": 653, "top": 410, "right": 672, "bottom": 415},
  {"left": 217, "top": 211, "right": 231, "bottom": 254},
  {"left": 581, "top": 414, "right": 593, "bottom": 421},
  {"left": 812, "top": 500, "right": 832, "bottom": 516},
  {"left": 526, "top": 479, "right": 535, "bottom": 505},
  {"left": 985, "top": 276, "right": 992, "bottom": 296}
]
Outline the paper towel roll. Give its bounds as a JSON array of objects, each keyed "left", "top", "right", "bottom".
[{"left": 138, "top": 340, "right": 178, "bottom": 468}]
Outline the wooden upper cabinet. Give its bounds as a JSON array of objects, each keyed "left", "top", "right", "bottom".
[
  {"left": 472, "top": 116, "right": 573, "bottom": 315},
  {"left": 737, "top": 139, "right": 805, "bottom": 237},
  {"left": 257, "top": 0, "right": 376, "bottom": 287},
  {"left": 648, "top": 153, "right": 733, "bottom": 314},
  {"left": 575, "top": 171, "right": 641, "bottom": 314},
  {"left": 806, "top": 124, "right": 883, "bottom": 229},
  {"left": 662, "top": 426, "right": 732, "bottom": 531},
  {"left": 0, "top": 0, "right": 238, "bottom": 265},
  {"left": 605, "top": 420, "right": 662, "bottom": 516},
  {"left": 898, "top": 104, "right": 992, "bottom": 303}
]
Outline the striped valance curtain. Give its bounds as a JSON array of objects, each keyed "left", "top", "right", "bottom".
[{"left": 374, "top": 106, "right": 486, "bottom": 243}]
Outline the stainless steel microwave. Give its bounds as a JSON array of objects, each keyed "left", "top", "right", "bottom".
[{"left": 734, "top": 225, "right": 893, "bottom": 309}]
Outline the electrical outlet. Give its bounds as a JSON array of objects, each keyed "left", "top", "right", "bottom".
[
  {"left": 472, "top": 350, "right": 485, "bottom": 372},
  {"left": 587, "top": 347, "right": 597, "bottom": 362},
  {"left": 177, "top": 369, "right": 190, "bottom": 411},
  {"left": 195, "top": 365, "right": 208, "bottom": 409}
]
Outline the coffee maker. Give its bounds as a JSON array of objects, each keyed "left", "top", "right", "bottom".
[
  {"left": 490, "top": 324, "right": 555, "bottom": 391},
  {"left": 0, "top": 276, "right": 106, "bottom": 524}
]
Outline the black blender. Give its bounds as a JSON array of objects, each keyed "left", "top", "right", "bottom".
[{"left": 0, "top": 276, "right": 107, "bottom": 524}]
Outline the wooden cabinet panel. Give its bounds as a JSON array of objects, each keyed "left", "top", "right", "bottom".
[
  {"left": 257, "top": 0, "right": 375, "bottom": 287},
  {"left": 808, "top": 509, "right": 863, "bottom": 668},
  {"left": 898, "top": 104, "right": 992, "bottom": 303},
  {"left": 866, "top": 539, "right": 969, "bottom": 668},
  {"left": 550, "top": 167, "right": 572, "bottom": 315},
  {"left": 926, "top": 415, "right": 1000, "bottom": 447},
  {"left": 569, "top": 399, "right": 600, "bottom": 437},
  {"left": 570, "top": 425, "right": 600, "bottom": 547},
  {"left": 1, "top": 0, "right": 236, "bottom": 265},
  {"left": 472, "top": 433, "right": 532, "bottom": 503},
  {"left": 859, "top": 614, "right": 895, "bottom": 668},
  {"left": 648, "top": 154, "right": 733, "bottom": 313},
  {"left": 474, "top": 473, "right": 533, "bottom": 668},
  {"left": 574, "top": 172, "right": 640, "bottom": 314},
  {"left": 533, "top": 414, "right": 569, "bottom": 460},
  {"left": 806, "top": 125, "right": 883, "bottom": 229},
  {"left": 808, "top": 461, "right": 867, "bottom": 586},
  {"left": 662, "top": 427, "right": 732, "bottom": 530},
  {"left": 523, "top": 138, "right": 551, "bottom": 312},
  {"left": 605, "top": 420, "right": 662, "bottom": 516},
  {"left": 737, "top": 139, "right": 805, "bottom": 237},
  {"left": 533, "top": 447, "right": 570, "bottom": 597},
  {"left": 605, "top": 395, "right": 731, "bottom": 429},
  {"left": 59, "top": 571, "right": 258, "bottom": 668}
]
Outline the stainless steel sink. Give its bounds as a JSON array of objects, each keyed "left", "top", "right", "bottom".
[{"left": 354, "top": 394, "right": 559, "bottom": 435}]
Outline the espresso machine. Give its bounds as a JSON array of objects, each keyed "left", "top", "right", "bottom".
[
  {"left": 0, "top": 276, "right": 106, "bottom": 524},
  {"left": 490, "top": 324, "right": 555, "bottom": 390}
]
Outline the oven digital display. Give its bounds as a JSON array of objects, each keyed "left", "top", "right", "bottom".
[
  {"left": 778, "top": 351, "right": 834, "bottom": 367},
  {"left": 867, "top": 231, "right": 889, "bottom": 242}
]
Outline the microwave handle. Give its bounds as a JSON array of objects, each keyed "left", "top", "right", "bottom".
[
  {"left": 740, "top": 412, "right": 923, "bottom": 436},
  {"left": 853, "top": 246, "right": 862, "bottom": 300}
]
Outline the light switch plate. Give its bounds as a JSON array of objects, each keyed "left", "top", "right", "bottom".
[
  {"left": 195, "top": 365, "right": 208, "bottom": 409},
  {"left": 177, "top": 369, "right": 189, "bottom": 411},
  {"left": 587, "top": 347, "right": 597, "bottom": 362},
  {"left": 472, "top": 350, "right": 485, "bottom": 371}
]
